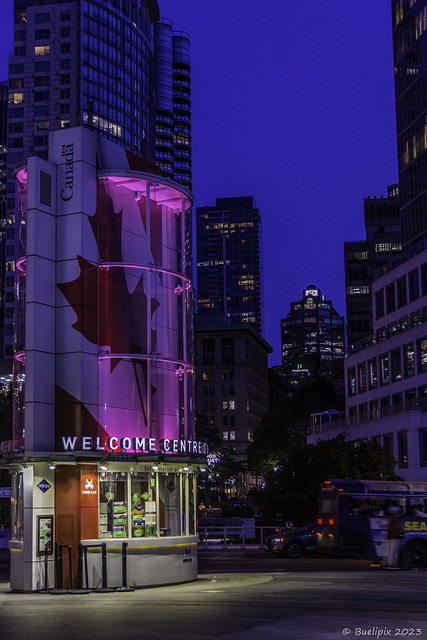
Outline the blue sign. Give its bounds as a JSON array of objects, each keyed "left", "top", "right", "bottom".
[
  {"left": 0, "top": 487, "right": 11, "bottom": 498},
  {"left": 37, "top": 479, "right": 51, "bottom": 494}
]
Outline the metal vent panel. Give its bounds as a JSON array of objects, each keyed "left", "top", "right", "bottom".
[{"left": 39, "top": 169, "right": 52, "bottom": 208}]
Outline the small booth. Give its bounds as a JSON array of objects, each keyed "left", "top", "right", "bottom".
[{"left": 3, "top": 127, "right": 204, "bottom": 592}]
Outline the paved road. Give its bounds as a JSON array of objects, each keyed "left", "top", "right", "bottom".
[{"left": 0, "top": 556, "right": 426, "bottom": 640}]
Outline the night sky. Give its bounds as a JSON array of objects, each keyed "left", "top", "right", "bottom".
[{"left": 0, "top": 0, "right": 398, "bottom": 365}]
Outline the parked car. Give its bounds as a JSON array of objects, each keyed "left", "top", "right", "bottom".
[{"left": 264, "top": 525, "right": 317, "bottom": 558}]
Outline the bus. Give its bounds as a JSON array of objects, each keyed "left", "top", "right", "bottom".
[{"left": 317, "top": 479, "right": 427, "bottom": 568}]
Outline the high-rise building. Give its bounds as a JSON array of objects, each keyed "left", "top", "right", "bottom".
[
  {"left": 4, "top": 0, "right": 191, "bottom": 356},
  {"left": 280, "top": 285, "right": 345, "bottom": 389},
  {"left": 194, "top": 321, "right": 271, "bottom": 497},
  {"left": 196, "top": 196, "right": 264, "bottom": 335},
  {"left": 393, "top": 0, "right": 427, "bottom": 248},
  {"left": 153, "top": 20, "right": 192, "bottom": 191},
  {"left": 345, "top": 185, "right": 401, "bottom": 346}
]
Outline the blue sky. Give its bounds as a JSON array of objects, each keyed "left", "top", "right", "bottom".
[{"left": 0, "top": 1, "right": 398, "bottom": 364}]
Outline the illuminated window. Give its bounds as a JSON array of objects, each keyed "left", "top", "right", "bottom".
[
  {"left": 8, "top": 92, "right": 23, "bottom": 104},
  {"left": 35, "top": 45, "right": 50, "bottom": 56}
]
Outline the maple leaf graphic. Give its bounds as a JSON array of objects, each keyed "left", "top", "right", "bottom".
[{"left": 57, "top": 177, "right": 161, "bottom": 438}]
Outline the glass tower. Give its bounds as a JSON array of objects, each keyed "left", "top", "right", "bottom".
[
  {"left": 196, "top": 196, "right": 264, "bottom": 336},
  {"left": 392, "top": 0, "right": 427, "bottom": 248}
]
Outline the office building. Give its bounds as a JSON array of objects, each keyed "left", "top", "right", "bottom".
[
  {"left": 4, "top": 0, "right": 191, "bottom": 356},
  {"left": 194, "top": 321, "right": 271, "bottom": 497},
  {"left": 345, "top": 185, "right": 401, "bottom": 346},
  {"left": 196, "top": 196, "right": 264, "bottom": 335},
  {"left": 280, "top": 285, "right": 345, "bottom": 388},
  {"left": 308, "top": 242, "right": 427, "bottom": 481}
]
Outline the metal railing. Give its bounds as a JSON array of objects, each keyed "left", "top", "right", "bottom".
[{"left": 198, "top": 525, "right": 287, "bottom": 549}]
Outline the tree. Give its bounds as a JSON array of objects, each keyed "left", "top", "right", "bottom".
[
  {"left": 247, "top": 379, "right": 338, "bottom": 476},
  {"left": 246, "top": 381, "right": 400, "bottom": 525}
]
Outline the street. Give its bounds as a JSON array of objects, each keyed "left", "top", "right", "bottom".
[{"left": 0, "top": 553, "right": 426, "bottom": 640}]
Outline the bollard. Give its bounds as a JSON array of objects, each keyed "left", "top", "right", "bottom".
[
  {"left": 122, "top": 541, "right": 128, "bottom": 588},
  {"left": 101, "top": 542, "right": 107, "bottom": 589},
  {"left": 44, "top": 549, "right": 49, "bottom": 590},
  {"left": 58, "top": 544, "right": 63, "bottom": 589},
  {"left": 67, "top": 545, "right": 73, "bottom": 590},
  {"left": 77, "top": 544, "right": 83, "bottom": 589},
  {"left": 83, "top": 545, "right": 89, "bottom": 589}
]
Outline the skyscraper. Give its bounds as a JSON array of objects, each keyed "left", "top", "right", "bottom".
[
  {"left": 345, "top": 184, "right": 401, "bottom": 346},
  {"left": 280, "top": 285, "right": 345, "bottom": 389},
  {"left": 153, "top": 20, "right": 192, "bottom": 191},
  {"left": 4, "top": 0, "right": 191, "bottom": 356},
  {"left": 196, "top": 196, "right": 264, "bottom": 335},
  {"left": 393, "top": 0, "right": 427, "bottom": 248}
]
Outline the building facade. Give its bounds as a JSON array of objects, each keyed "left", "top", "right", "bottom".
[
  {"left": 308, "top": 243, "right": 427, "bottom": 481},
  {"left": 280, "top": 285, "right": 345, "bottom": 388},
  {"left": 196, "top": 196, "right": 264, "bottom": 335},
  {"left": 153, "top": 19, "right": 192, "bottom": 190},
  {"left": 345, "top": 185, "right": 401, "bottom": 346},
  {"left": 4, "top": 0, "right": 190, "bottom": 357},
  {"left": 393, "top": 0, "right": 427, "bottom": 248},
  {"left": 2, "top": 126, "right": 204, "bottom": 592},
  {"left": 194, "top": 322, "right": 271, "bottom": 497}
]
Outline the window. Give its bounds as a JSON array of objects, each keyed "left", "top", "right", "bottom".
[
  {"left": 348, "top": 367, "right": 356, "bottom": 396},
  {"left": 422, "top": 263, "right": 427, "bottom": 295},
  {"left": 60, "top": 89, "right": 70, "bottom": 100},
  {"left": 60, "top": 74, "right": 70, "bottom": 85},
  {"left": 35, "top": 29, "right": 50, "bottom": 39},
  {"left": 419, "top": 429, "right": 427, "bottom": 466},
  {"left": 391, "top": 349, "right": 402, "bottom": 382},
  {"left": 368, "top": 358, "right": 377, "bottom": 389},
  {"left": 398, "top": 430, "right": 408, "bottom": 468},
  {"left": 383, "top": 433, "right": 393, "bottom": 457},
  {"left": 34, "top": 76, "right": 49, "bottom": 86},
  {"left": 369, "top": 400, "right": 379, "bottom": 419},
  {"left": 60, "top": 103, "right": 70, "bottom": 114},
  {"left": 409, "top": 269, "right": 420, "bottom": 301},
  {"left": 379, "top": 354, "right": 389, "bottom": 385},
  {"left": 34, "top": 135, "right": 48, "bottom": 147},
  {"left": 9, "top": 78, "right": 23, "bottom": 89},
  {"left": 221, "top": 338, "right": 233, "bottom": 364},
  {"left": 60, "top": 43, "right": 71, "bottom": 54},
  {"left": 418, "top": 338, "right": 427, "bottom": 372},
  {"left": 60, "top": 59, "right": 71, "bottom": 70},
  {"left": 34, "top": 105, "right": 49, "bottom": 116},
  {"left": 375, "top": 289, "right": 385, "bottom": 318},
  {"left": 34, "top": 121, "right": 49, "bottom": 131},
  {"left": 357, "top": 363, "right": 367, "bottom": 393},
  {"left": 222, "top": 401, "right": 228, "bottom": 410},
  {"left": 34, "top": 91, "right": 49, "bottom": 101},
  {"left": 60, "top": 119, "right": 71, "bottom": 129},
  {"left": 35, "top": 45, "right": 50, "bottom": 56},
  {"left": 8, "top": 92, "right": 23, "bottom": 104},
  {"left": 397, "top": 276, "right": 407, "bottom": 308},
  {"left": 35, "top": 13, "right": 50, "bottom": 23},
  {"left": 60, "top": 27, "right": 71, "bottom": 38},
  {"left": 229, "top": 400, "right": 235, "bottom": 410},
  {"left": 404, "top": 343, "right": 415, "bottom": 377},
  {"left": 35, "top": 61, "right": 50, "bottom": 72},
  {"left": 386, "top": 283, "right": 396, "bottom": 313},
  {"left": 202, "top": 339, "right": 214, "bottom": 365},
  {"left": 60, "top": 11, "right": 71, "bottom": 21}
]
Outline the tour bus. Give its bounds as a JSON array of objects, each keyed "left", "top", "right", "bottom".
[{"left": 317, "top": 479, "right": 427, "bottom": 567}]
